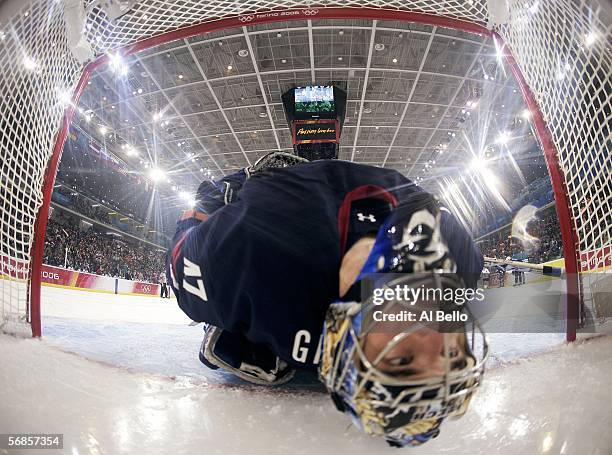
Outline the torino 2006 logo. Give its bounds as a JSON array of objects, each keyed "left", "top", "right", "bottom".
[{"left": 238, "top": 9, "right": 319, "bottom": 22}]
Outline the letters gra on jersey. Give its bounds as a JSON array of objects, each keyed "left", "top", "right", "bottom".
[{"left": 183, "top": 257, "right": 208, "bottom": 302}]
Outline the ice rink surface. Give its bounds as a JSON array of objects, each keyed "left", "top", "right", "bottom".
[{"left": 1, "top": 280, "right": 611, "bottom": 454}]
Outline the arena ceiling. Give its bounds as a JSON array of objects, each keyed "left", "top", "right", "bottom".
[{"left": 68, "top": 17, "right": 539, "bottom": 224}]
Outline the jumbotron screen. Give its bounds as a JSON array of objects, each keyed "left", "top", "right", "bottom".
[{"left": 294, "top": 86, "right": 335, "bottom": 114}]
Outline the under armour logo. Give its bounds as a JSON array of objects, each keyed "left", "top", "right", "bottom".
[{"left": 357, "top": 212, "right": 376, "bottom": 223}]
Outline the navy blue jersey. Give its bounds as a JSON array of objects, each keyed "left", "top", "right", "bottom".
[{"left": 167, "top": 160, "right": 482, "bottom": 370}]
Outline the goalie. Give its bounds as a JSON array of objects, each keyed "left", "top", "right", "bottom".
[{"left": 166, "top": 152, "right": 488, "bottom": 447}]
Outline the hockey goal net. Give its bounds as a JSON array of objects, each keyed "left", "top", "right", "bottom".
[{"left": 0, "top": 0, "right": 609, "bottom": 339}]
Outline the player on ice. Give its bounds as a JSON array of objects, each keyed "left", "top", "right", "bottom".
[{"left": 166, "top": 151, "right": 488, "bottom": 447}]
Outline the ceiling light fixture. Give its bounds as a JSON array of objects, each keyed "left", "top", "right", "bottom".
[
  {"left": 496, "top": 131, "right": 511, "bottom": 145},
  {"left": 23, "top": 56, "right": 37, "bottom": 70},
  {"left": 585, "top": 31, "right": 598, "bottom": 46},
  {"left": 149, "top": 168, "right": 165, "bottom": 182}
]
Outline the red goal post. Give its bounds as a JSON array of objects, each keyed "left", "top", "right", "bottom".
[{"left": 0, "top": 0, "right": 608, "bottom": 340}]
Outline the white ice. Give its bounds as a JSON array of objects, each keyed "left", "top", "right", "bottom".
[{"left": 1, "top": 284, "right": 611, "bottom": 454}]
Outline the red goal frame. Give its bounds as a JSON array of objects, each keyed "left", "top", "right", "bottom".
[{"left": 28, "top": 7, "right": 581, "bottom": 340}]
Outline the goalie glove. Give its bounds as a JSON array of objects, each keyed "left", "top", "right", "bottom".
[
  {"left": 199, "top": 323, "right": 295, "bottom": 386},
  {"left": 194, "top": 178, "right": 243, "bottom": 215}
]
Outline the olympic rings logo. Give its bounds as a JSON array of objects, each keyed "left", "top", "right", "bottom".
[{"left": 238, "top": 9, "right": 319, "bottom": 22}]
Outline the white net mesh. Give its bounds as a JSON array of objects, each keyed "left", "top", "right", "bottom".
[{"left": 0, "top": 0, "right": 609, "bottom": 337}]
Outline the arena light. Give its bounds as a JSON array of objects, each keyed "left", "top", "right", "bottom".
[
  {"left": 179, "top": 191, "right": 190, "bottom": 201},
  {"left": 23, "top": 56, "right": 37, "bottom": 70},
  {"left": 494, "top": 35, "right": 505, "bottom": 67},
  {"left": 149, "top": 167, "right": 165, "bottom": 182},
  {"left": 153, "top": 112, "right": 163, "bottom": 122},
  {"left": 58, "top": 90, "right": 72, "bottom": 106},
  {"left": 471, "top": 157, "right": 488, "bottom": 173},
  {"left": 521, "top": 109, "right": 532, "bottom": 120},
  {"left": 585, "top": 31, "right": 598, "bottom": 47},
  {"left": 98, "top": 125, "right": 108, "bottom": 135},
  {"left": 108, "top": 52, "right": 128, "bottom": 76},
  {"left": 496, "top": 131, "right": 511, "bottom": 145}
]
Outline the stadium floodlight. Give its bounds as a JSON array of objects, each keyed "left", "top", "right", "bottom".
[
  {"left": 149, "top": 167, "right": 165, "bottom": 182},
  {"left": 496, "top": 131, "right": 511, "bottom": 145},
  {"left": 58, "top": 90, "right": 72, "bottom": 106},
  {"left": 521, "top": 109, "right": 532, "bottom": 120},
  {"left": 179, "top": 191, "right": 190, "bottom": 201},
  {"left": 23, "top": 56, "right": 37, "bottom": 70},
  {"left": 585, "top": 31, "right": 598, "bottom": 47},
  {"left": 108, "top": 52, "right": 128, "bottom": 76},
  {"left": 471, "top": 157, "right": 488, "bottom": 173},
  {"left": 98, "top": 125, "right": 108, "bottom": 135}
]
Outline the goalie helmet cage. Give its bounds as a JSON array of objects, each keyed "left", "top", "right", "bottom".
[{"left": 0, "top": 0, "right": 609, "bottom": 341}]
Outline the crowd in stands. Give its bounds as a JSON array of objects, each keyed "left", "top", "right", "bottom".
[
  {"left": 52, "top": 183, "right": 170, "bottom": 247},
  {"left": 44, "top": 214, "right": 165, "bottom": 283},
  {"left": 71, "top": 195, "right": 112, "bottom": 224},
  {"left": 478, "top": 212, "right": 563, "bottom": 264}
]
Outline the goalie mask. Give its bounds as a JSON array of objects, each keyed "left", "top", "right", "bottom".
[{"left": 319, "top": 197, "right": 488, "bottom": 447}]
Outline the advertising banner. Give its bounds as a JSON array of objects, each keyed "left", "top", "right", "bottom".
[
  {"left": 41, "top": 264, "right": 116, "bottom": 293},
  {"left": 1, "top": 258, "right": 161, "bottom": 297},
  {"left": 0, "top": 256, "right": 28, "bottom": 280},
  {"left": 580, "top": 245, "right": 612, "bottom": 271},
  {"left": 116, "top": 278, "right": 160, "bottom": 296},
  {"left": 292, "top": 120, "right": 338, "bottom": 144}
]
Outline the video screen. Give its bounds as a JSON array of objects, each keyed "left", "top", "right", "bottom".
[{"left": 294, "top": 86, "right": 335, "bottom": 114}]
